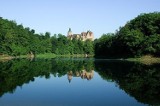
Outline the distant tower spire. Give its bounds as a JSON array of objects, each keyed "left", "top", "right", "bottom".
[
  {"left": 67, "top": 28, "right": 73, "bottom": 38},
  {"left": 69, "top": 28, "right": 71, "bottom": 32}
]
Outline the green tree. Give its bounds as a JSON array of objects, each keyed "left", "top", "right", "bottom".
[{"left": 95, "top": 12, "right": 160, "bottom": 58}]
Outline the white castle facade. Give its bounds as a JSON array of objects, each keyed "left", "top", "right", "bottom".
[{"left": 67, "top": 28, "right": 94, "bottom": 41}]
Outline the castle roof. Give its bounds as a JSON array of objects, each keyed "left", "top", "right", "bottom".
[{"left": 81, "top": 32, "right": 87, "bottom": 36}]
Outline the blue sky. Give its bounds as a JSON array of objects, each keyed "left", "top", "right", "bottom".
[{"left": 0, "top": 0, "right": 160, "bottom": 38}]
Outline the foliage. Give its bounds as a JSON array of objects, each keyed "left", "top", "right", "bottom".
[
  {"left": 0, "top": 17, "right": 94, "bottom": 56},
  {"left": 0, "top": 18, "right": 52, "bottom": 56},
  {"left": 95, "top": 12, "right": 160, "bottom": 58},
  {"left": 51, "top": 34, "right": 94, "bottom": 55},
  {"left": 94, "top": 33, "right": 115, "bottom": 57}
]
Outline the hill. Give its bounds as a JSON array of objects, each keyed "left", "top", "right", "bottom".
[{"left": 95, "top": 12, "right": 160, "bottom": 58}]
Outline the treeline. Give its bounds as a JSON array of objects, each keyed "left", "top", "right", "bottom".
[
  {"left": 0, "top": 17, "right": 52, "bottom": 55},
  {"left": 51, "top": 35, "right": 94, "bottom": 55},
  {"left": 95, "top": 12, "right": 160, "bottom": 58},
  {"left": 0, "top": 17, "right": 94, "bottom": 56},
  {"left": 1, "top": 12, "right": 160, "bottom": 58}
]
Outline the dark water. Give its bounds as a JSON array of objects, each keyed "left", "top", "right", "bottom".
[{"left": 0, "top": 58, "right": 160, "bottom": 106}]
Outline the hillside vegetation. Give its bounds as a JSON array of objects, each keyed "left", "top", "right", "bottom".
[
  {"left": 1, "top": 12, "right": 160, "bottom": 59},
  {"left": 95, "top": 12, "right": 160, "bottom": 58},
  {"left": 0, "top": 17, "right": 94, "bottom": 57}
]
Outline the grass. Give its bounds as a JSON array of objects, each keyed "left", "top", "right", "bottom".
[
  {"left": 35, "top": 53, "right": 89, "bottom": 58},
  {"left": 127, "top": 55, "right": 160, "bottom": 65},
  {"left": 56, "top": 54, "right": 94, "bottom": 58},
  {"left": 35, "top": 53, "right": 56, "bottom": 58},
  {"left": 1, "top": 53, "right": 160, "bottom": 65},
  {"left": 0, "top": 53, "right": 93, "bottom": 60}
]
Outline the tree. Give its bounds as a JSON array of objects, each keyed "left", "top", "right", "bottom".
[
  {"left": 0, "top": 17, "right": 53, "bottom": 56},
  {"left": 84, "top": 40, "right": 94, "bottom": 55},
  {"left": 95, "top": 12, "right": 160, "bottom": 58}
]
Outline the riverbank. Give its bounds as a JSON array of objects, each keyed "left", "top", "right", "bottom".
[
  {"left": 35, "top": 53, "right": 94, "bottom": 58},
  {"left": 35, "top": 53, "right": 56, "bottom": 58},
  {"left": 1, "top": 54, "right": 160, "bottom": 65},
  {"left": 127, "top": 55, "right": 160, "bottom": 65},
  {"left": 0, "top": 53, "right": 93, "bottom": 60}
]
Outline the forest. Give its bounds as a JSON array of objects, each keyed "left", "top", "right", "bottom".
[
  {"left": 0, "top": 12, "right": 160, "bottom": 58},
  {"left": 95, "top": 12, "right": 160, "bottom": 58},
  {"left": 0, "top": 17, "right": 94, "bottom": 56}
]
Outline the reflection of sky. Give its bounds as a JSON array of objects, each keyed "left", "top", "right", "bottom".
[{"left": 0, "top": 71, "right": 145, "bottom": 106}]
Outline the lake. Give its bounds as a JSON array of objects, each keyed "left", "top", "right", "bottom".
[{"left": 0, "top": 58, "right": 160, "bottom": 106}]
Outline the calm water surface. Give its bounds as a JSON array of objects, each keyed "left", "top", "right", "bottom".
[{"left": 0, "top": 58, "right": 160, "bottom": 106}]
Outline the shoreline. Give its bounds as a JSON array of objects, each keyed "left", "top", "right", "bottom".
[
  {"left": 126, "top": 55, "right": 160, "bottom": 65},
  {"left": 1, "top": 54, "right": 160, "bottom": 65},
  {"left": 0, "top": 53, "right": 94, "bottom": 60}
]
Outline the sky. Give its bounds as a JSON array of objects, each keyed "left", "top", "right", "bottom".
[{"left": 0, "top": 0, "right": 160, "bottom": 38}]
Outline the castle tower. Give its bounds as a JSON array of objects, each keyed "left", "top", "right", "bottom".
[
  {"left": 67, "top": 28, "right": 73, "bottom": 36},
  {"left": 86, "top": 30, "right": 94, "bottom": 41},
  {"left": 67, "top": 28, "right": 73, "bottom": 40}
]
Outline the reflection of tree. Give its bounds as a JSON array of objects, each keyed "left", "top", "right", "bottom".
[
  {"left": 120, "top": 63, "right": 160, "bottom": 105},
  {"left": 0, "top": 58, "right": 94, "bottom": 97},
  {"left": 95, "top": 60, "right": 160, "bottom": 105},
  {"left": 1, "top": 58, "right": 160, "bottom": 105},
  {"left": 50, "top": 58, "right": 94, "bottom": 77},
  {"left": 0, "top": 59, "right": 52, "bottom": 97}
]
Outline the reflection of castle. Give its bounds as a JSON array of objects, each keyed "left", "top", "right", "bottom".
[{"left": 67, "top": 70, "right": 94, "bottom": 83}]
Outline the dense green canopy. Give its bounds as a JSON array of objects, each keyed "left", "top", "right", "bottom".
[
  {"left": 0, "top": 18, "right": 52, "bottom": 55},
  {"left": 1, "top": 12, "right": 160, "bottom": 58},
  {"left": 95, "top": 12, "right": 160, "bottom": 58},
  {"left": 51, "top": 34, "right": 94, "bottom": 55},
  {"left": 0, "top": 17, "right": 94, "bottom": 56}
]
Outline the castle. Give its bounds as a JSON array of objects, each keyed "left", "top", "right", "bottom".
[{"left": 67, "top": 28, "right": 94, "bottom": 41}]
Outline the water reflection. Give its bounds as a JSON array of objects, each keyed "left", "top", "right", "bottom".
[
  {"left": 67, "top": 70, "right": 94, "bottom": 83},
  {"left": 0, "top": 58, "right": 160, "bottom": 105},
  {"left": 95, "top": 60, "right": 160, "bottom": 105},
  {"left": 0, "top": 58, "right": 94, "bottom": 97}
]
